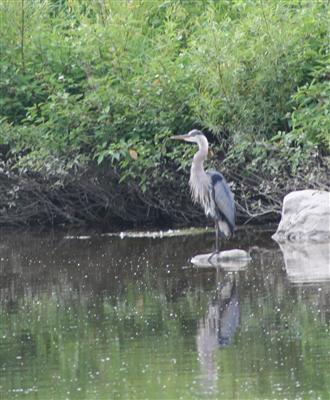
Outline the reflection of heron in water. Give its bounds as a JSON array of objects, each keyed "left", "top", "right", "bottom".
[
  {"left": 196, "top": 272, "right": 240, "bottom": 395},
  {"left": 217, "top": 278, "right": 239, "bottom": 347}
]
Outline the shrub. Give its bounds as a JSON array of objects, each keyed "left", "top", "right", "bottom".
[{"left": 0, "top": 0, "right": 328, "bottom": 226}]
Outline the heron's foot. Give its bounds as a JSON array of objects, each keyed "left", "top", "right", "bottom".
[{"left": 207, "top": 250, "right": 220, "bottom": 265}]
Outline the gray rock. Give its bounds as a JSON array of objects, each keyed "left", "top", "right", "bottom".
[
  {"left": 273, "top": 190, "right": 330, "bottom": 242},
  {"left": 191, "top": 249, "right": 251, "bottom": 269}
]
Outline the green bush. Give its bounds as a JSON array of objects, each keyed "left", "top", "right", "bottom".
[
  {"left": 290, "top": 60, "right": 330, "bottom": 151},
  {"left": 0, "top": 0, "right": 328, "bottom": 225}
]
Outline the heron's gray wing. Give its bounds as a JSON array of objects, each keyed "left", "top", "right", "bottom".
[{"left": 207, "top": 170, "right": 235, "bottom": 231}]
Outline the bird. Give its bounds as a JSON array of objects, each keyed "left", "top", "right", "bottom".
[{"left": 171, "top": 129, "right": 235, "bottom": 257}]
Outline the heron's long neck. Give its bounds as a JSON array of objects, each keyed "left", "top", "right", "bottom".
[
  {"left": 189, "top": 136, "right": 211, "bottom": 209},
  {"left": 191, "top": 137, "right": 208, "bottom": 177}
]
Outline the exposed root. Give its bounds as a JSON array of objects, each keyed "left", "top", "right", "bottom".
[{"left": 0, "top": 157, "right": 328, "bottom": 228}]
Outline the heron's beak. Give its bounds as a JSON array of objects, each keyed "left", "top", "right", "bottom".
[{"left": 170, "top": 134, "right": 189, "bottom": 141}]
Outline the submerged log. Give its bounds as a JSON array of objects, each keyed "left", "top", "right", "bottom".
[{"left": 191, "top": 249, "right": 251, "bottom": 269}]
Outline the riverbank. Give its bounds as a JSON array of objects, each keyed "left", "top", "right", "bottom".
[
  {"left": 1, "top": 1, "right": 329, "bottom": 229},
  {"left": 1, "top": 153, "right": 328, "bottom": 228}
]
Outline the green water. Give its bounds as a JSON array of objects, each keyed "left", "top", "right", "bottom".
[{"left": 0, "top": 227, "right": 329, "bottom": 400}]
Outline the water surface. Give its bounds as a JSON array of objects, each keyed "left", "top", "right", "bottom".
[{"left": 0, "top": 227, "right": 329, "bottom": 399}]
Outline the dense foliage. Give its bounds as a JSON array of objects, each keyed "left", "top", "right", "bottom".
[{"left": 0, "top": 0, "right": 329, "bottom": 226}]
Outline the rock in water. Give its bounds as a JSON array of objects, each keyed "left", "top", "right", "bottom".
[
  {"left": 273, "top": 190, "right": 330, "bottom": 242},
  {"left": 191, "top": 249, "right": 251, "bottom": 269}
]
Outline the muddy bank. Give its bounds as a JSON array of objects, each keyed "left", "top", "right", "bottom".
[
  {"left": 0, "top": 158, "right": 328, "bottom": 229},
  {"left": 0, "top": 165, "right": 197, "bottom": 228}
]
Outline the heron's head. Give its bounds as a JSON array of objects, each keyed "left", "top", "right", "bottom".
[{"left": 170, "top": 129, "right": 205, "bottom": 144}]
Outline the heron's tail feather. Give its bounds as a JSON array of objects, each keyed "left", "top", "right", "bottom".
[{"left": 218, "top": 219, "right": 233, "bottom": 239}]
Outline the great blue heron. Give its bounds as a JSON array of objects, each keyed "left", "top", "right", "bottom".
[{"left": 171, "top": 129, "right": 235, "bottom": 255}]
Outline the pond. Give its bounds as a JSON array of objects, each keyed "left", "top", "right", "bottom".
[{"left": 0, "top": 226, "right": 329, "bottom": 400}]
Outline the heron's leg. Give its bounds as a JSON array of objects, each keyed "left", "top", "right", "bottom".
[
  {"left": 207, "top": 222, "right": 220, "bottom": 264},
  {"left": 215, "top": 221, "right": 220, "bottom": 253}
]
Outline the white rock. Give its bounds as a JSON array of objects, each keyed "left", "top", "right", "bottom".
[
  {"left": 191, "top": 249, "right": 251, "bottom": 269},
  {"left": 273, "top": 190, "right": 330, "bottom": 242}
]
